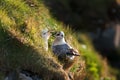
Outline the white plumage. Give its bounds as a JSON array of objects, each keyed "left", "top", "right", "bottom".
[
  {"left": 52, "top": 31, "right": 80, "bottom": 61},
  {"left": 41, "top": 28, "right": 51, "bottom": 51}
]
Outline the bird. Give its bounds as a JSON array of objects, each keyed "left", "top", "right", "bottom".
[
  {"left": 41, "top": 28, "right": 51, "bottom": 51},
  {"left": 52, "top": 31, "right": 80, "bottom": 62},
  {"left": 52, "top": 31, "right": 80, "bottom": 80}
]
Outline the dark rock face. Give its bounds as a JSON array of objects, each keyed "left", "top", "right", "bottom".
[
  {"left": 107, "top": 2, "right": 120, "bottom": 21},
  {"left": 90, "top": 24, "right": 120, "bottom": 68},
  {"left": 94, "top": 27, "right": 115, "bottom": 50},
  {"left": 42, "top": 0, "right": 117, "bottom": 31}
]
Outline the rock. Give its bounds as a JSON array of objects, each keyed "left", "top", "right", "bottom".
[
  {"left": 4, "top": 71, "right": 19, "bottom": 80},
  {"left": 4, "top": 70, "right": 42, "bottom": 80},
  {"left": 19, "top": 73, "right": 33, "bottom": 80}
]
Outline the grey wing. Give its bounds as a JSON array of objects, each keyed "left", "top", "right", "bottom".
[
  {"left": 52, "top": 44, "right": 70, "bottom": 56},
  {"left": 52, "top": 45, "right": 57, "bottom": 55}
]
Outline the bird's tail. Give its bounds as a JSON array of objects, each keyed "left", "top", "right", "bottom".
[
  {"left": 73, "top": 53, "right": 80, "bottom": 56},
  {"left": 67, "top": 48, "right": 80, "bottom": 56}
]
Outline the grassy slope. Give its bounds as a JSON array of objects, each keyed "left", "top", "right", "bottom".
[{"left": 0, "top": 0, "right": 117, "bottom": 80}]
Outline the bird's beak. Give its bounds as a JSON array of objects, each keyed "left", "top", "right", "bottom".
[
  {"left": 47, "top": 30, "right": 53, "bottom": 35},
  {"left": 48, "top": 30, "right": 57, "bottom": 37}
]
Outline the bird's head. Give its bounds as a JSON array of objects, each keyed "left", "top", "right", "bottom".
[
  {"left": 41, "top": 28, "right": 51, "bottom": 40},
  {"left": 55, "top": 31, "right": 65, "bottom": 40}
]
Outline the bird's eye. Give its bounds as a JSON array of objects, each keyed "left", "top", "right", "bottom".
[
  {"left": 61, "top": 34, "right": 63, "bottom": 37},
  {"left": 43, "top": 33, "right": 46, "bottom": 35},
  {"left": 56, "top": 33, "right": 60, "bottom": 36}
]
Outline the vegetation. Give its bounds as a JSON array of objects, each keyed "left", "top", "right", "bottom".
[{"left": 0, "top": 0, "right": 119, "bottom": 80}]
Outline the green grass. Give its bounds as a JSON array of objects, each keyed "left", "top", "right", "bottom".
[{"left": 0, "top": 0, "right": 117, "bottom": 80}]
